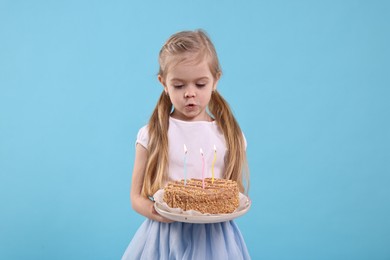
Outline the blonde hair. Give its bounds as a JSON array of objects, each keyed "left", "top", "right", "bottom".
[{"left": 141, "top": 29, "right": 249, "bottom": 197}]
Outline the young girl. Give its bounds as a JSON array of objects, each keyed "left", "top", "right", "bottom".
[{"left": 122, "top": 29, "right": 250, "bottom": 259}]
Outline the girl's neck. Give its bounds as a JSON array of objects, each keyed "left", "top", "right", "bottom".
[{"left": 170, "top": 114, "right": 214, "bottom": 123}]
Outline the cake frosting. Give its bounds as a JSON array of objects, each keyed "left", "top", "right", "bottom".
[{"left": 163, "top": 178, "right": 239, "bottom": 214}]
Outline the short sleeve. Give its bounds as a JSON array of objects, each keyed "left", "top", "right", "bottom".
[
  {"left": 136, "top": 125, "right": 149, "bottom": 149},
  {"left": 242, "top": 132, "right": 247, "bottom": 150}
]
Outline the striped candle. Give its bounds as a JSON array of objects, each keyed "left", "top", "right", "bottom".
[{"left": 211, "top": 145, "right": 217, "bottom": 183}]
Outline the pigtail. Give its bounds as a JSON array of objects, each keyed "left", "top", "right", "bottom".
[
  {"left": 209, "top": 90, "right": 249, "bottom": 193},
  {"left": 141, "top": 92, "right": 172, "bottom": 197}
]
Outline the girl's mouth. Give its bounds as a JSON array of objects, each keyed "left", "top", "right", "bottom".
[{"left": 185, "top": 103, "right": 197, "bottom": 110}]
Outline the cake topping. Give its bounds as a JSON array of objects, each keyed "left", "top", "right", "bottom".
[{"left": 163, "top": 178, "right": 239, "bottom": 214}]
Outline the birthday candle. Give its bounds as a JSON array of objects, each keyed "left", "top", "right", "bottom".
[
  {"left": 184, "top": 144, "right": 188, "bottom": 185},
  {"left": 200, "top": 148, "right": 205, "bottom": 189},
  {"left": 211, "top": 145, "right": 217, "bottom": 183}
]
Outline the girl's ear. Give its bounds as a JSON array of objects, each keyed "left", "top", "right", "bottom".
[
  {"left": 213, "top": 72, "right": 222, "bottom": 91},
  {"left": 158, "top": 75, "right": 168, "bottom": 93}
]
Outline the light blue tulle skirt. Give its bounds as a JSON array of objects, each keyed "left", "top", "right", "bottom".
[{"left": 122, "top": 219, "right": 250, "bottom": 260}]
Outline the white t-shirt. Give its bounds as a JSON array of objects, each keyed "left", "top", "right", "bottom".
[{"left": 136, "top": 117, "right": 229, "bottom": 181}]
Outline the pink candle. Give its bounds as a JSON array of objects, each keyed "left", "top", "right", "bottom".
[{"left": 200, "top": 148, "right": 205, "bottom": 189}]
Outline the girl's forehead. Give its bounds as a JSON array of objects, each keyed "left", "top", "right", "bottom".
[{"left": 167, "top": 59, "right": 213, "bottom": 80}]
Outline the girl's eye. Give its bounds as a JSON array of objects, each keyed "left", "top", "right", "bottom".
[
  {"left": 196, "top": 84, "right": 206, "bottom": 88},
  {"left": 173, "top": 85, "right": 184, "bottom": 89}
]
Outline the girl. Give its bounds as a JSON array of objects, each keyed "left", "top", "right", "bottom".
[{"left": 122, "top": 29, "right": 250, "bottom": 260}]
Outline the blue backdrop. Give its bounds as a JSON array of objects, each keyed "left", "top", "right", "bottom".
[{"left": 1, "top": 0, "right": 389, "bottom": 259}]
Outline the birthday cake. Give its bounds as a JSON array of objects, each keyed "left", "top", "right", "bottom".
[{"left": 163, "top": 178, "right": 239, "bottom": 214}]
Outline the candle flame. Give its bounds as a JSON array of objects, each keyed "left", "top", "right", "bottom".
[
  {"left": 184, "top": 144, "right": 187, "bottom": 154},
  {"left": 214, "top": 144, "right": 217, "bottom": 152},
  {"left": 200, "top": 148, "right": 203, "bottom": 156}
]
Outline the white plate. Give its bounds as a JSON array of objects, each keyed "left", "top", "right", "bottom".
[{"left": 153, "top": 189, "right": 251, "bottom": 223}]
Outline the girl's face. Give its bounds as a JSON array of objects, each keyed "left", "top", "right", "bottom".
[{"left": 159, "top": 56, "right": 219, "bottom": 121}]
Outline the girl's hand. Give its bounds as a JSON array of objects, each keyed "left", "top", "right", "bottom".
[
  {"left": 131, "top": 191, "right": 174, "bottom": 223},
  {"left": 150, "top": 203, "right": 174, "bottom": 223}
]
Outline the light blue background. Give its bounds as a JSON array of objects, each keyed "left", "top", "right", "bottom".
[{"left": 1, "top": 0, "right": 389, "bottom": 259}]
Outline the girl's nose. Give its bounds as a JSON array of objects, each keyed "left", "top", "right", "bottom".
[{"left": 184, "top": 90, "right": 196, "bottom": 98}]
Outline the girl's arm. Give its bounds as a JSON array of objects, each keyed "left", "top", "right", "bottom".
[{"left": 130, "top": 144, "right": 173, "bottom": 223}]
